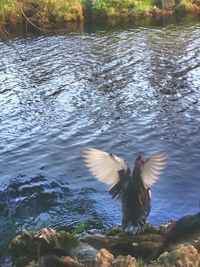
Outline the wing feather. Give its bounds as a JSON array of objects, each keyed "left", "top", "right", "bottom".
[
  {"left": 141, "top": 152, "right": 166, "bottom": 189},
  {"left": 82, "top": 147, "right": 129, "bottom": 185}
]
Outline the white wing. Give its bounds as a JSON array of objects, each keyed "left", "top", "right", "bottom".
[
  {"left": 141, "top": 153, "right": 166, "bottom": 189},
  {"left": 82, "top": 147, "right": 129, "bottom": 185}
]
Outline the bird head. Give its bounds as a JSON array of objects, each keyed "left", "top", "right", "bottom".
[
  {"left": 39, "top": 228, "right": 58, "bottom": 246},
  {"left": 135, "top": 155, "right": 144, "bottom": 168}
]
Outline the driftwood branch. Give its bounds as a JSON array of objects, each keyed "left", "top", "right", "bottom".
[{"left": 20, "top": 6, "right": 51, "bottom": 33}]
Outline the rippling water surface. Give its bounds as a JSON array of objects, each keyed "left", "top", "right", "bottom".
[{"left": 0, "top": 18, "right": 200, "bottom": 243}]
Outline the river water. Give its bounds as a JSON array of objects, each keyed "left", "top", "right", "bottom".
[{"left": 0, "top": 17, "right": 200, "bottom": 244}]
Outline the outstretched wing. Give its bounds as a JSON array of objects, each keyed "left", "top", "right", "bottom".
[
  {"left": 83, "top": 148, "right": 131, "bottom": 201},
  {"left": 141, "top": 152, "right": 166, "bottom": 189},
  {"left": 108, "top": 168, "right": 131, "bottom": 202}
]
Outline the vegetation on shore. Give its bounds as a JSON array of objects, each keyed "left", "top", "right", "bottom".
[
  {"left": 0, "top": 0, "right": 200, "bottom": 35},
  {"left": 0, "top": 0, "right": 83, "bottom": 22},
  {"left": 91, "top": 0, "right": 153, "bottom": 17},
  {"left": 0, "top": 0, "right": 83, "bottom": 36}
]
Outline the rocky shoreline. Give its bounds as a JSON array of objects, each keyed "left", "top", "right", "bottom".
[{"left": 1, "top": 212, "right": 199, "bottom": 267}]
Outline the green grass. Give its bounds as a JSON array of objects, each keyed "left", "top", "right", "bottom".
[
  {"left": 0, "top": 0, "right": 83, "bottom": 24},
  {"left": 92, "top": 0, "right": 155, "bottom": 16},
  {"left": 47, "top": 0, "right": 80, "bottom": 14},
  {"left": 72, "top": 222, "right": 87, "bottom": 235},
  {"left": 137, "top": 258, "right": 147, "bottom": 267},
  {"left": 0, "top": 0, "right": 15, "bottom": 13},
  {"left": 179, "top": 0, "right": 193, "bottom": 8},
  {"left": 0, "top": 0, "right": 18, "bottom": 19},
  {"left": 176, "top": 0, "right": 199, "bottom": 13},
  {"left": 93, "top": 0, "right": 135, "bottom": 15},
  {"left": 134, "top": 0, "right": 153, "bottom": 14},
  {"left": 179, "top": 0, "right": 190, "bottom": 5}
]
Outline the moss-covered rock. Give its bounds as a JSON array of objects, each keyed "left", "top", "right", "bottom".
[
  {"left": 150, "top": 245, "right": 200, "bottom": 267},
  {"left": 8, "top": 229, "right": 38, "bottom": 267},
  {"left": 8, "top": 229, "right": 79, "bottom": 267}
]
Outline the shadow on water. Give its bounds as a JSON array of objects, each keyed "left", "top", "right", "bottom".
[
  {"left": 3, "top": 14, "right": 200, "bottom": 39},
  {"left": 84, "top": 14, "right": 200, "bottom": 33}
]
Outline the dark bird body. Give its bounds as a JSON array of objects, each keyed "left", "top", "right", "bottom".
[
  {"left": 83, "top": 148, "right": 165, "bottom": 234},
  {"left": 110, "top": 161, "right": 151, "bottom": 231}
]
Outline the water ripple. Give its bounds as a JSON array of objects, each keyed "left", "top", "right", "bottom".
[{"left": 0, "top": 19, "right": 200, "bottom": 242}]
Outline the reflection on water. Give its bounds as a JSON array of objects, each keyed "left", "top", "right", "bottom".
[{"left": 0, "top": 17, "right": 200, "bottom": 243}]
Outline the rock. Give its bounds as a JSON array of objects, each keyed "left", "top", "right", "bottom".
[
  {"left": 5, "top": 212, "right": 200, "bottom": 266},
  {"left": 83, "top": 212, "right": 200, "bottom": 263},
  {"left": 164, "top": 212, "right": 200, "bottom": 247},
  {"left": 90, "top": 249, "right": 137, "bottom": 267},
  {"left": 84, "top": 233, "right": 164, "bottom": 260},
  {"left": 8, "top": 229, "right": 79, "bottom": 267},
  {"left": 150, "top": 245, "right": 200, "bottom": 267},
  {"left": 112, "top": 255, "right": 137, "bottom": 267},
  {"left": 61, "top": 256, "right": 84, "bottom": 266},
  {"left": 8, "top": 229, "right": 38, "bottom": 267},
  {"left": 93, "top": 249, "right": 114, "bottom": 267}
]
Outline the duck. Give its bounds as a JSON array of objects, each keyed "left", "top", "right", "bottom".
[
  {"left": 38, "top": 228, "right": 83, "bottom": 267},
  {"left": 83, "top": 148, "right": 165, "bottom": 235}
]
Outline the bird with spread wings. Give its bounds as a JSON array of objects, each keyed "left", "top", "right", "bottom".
[{"left": 83, "top": 148, "right": 166, "bottom": 235}]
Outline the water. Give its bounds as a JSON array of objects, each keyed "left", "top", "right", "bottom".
[{"left": 0, "top": 17, "right": 200, "bottom": 244}]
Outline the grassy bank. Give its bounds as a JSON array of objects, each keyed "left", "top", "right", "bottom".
[
  {"left": 90, "top": 0, "right": 200, "bottom": 17},
  {"left": 91, "top": 0, "right": 153, "bottom": 17},
  {"left": 0, "top": 0, "right": 200, "bottom": 35},
  {"left": 0, "top": 0, "right": 83, "bottom": 22},
  {"left": 0, "top": 0, "right": 83, "bottom": 35}
]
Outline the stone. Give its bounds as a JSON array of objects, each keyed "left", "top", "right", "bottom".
[
  {"left": 112, "top": 255, "right": 137, "bottom": 267},
  {"left": 84, "top": 233, "right": 164, "bottom": 260},
  {"left": 93, "top": 249, "right": 114, "bottom": 267},
  {"left": 61, "top": 256, "right": 84, "bottom": 266},
  {"left": 91, "top": 249, "right": 137, "bottom": 267},
  {"left": 150, "top": 245, "right": 200, "bottom": 267},
  {"left": 164, "top": 212, "right": 200, "bottom": 247}
]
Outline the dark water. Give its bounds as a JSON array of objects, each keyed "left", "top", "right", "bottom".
[{"left": 0, "top": 17, "right": 200, "bottom": 244}]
